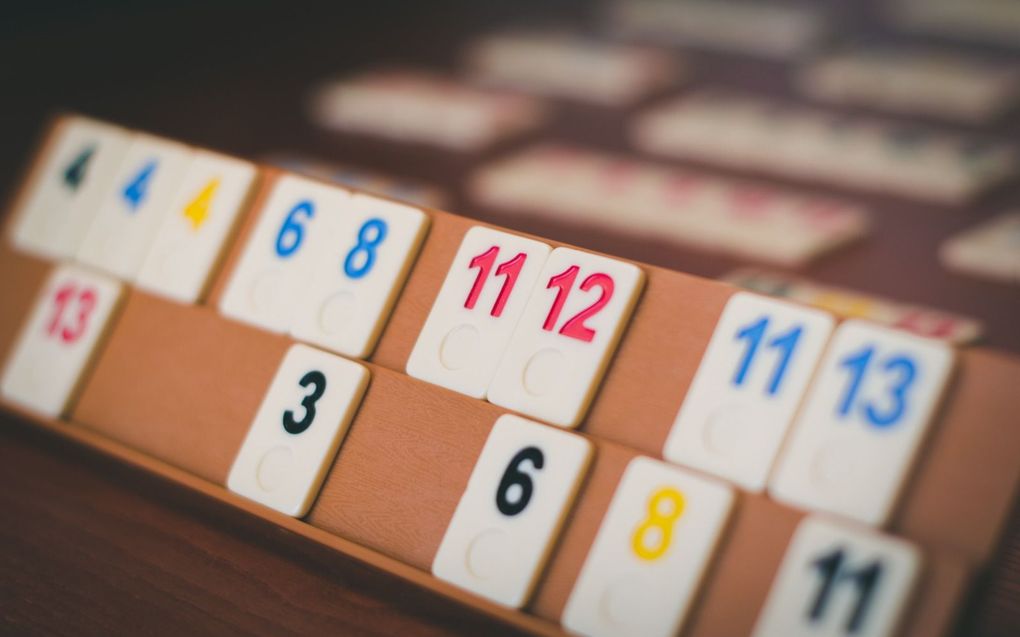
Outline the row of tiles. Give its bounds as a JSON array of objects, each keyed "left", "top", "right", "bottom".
[
  {"left": 471, "top": 143, "right": 870, "bottom": 267},
  {"left": 310, "top": 69, "right": 1017, "bottom": 205},
  {"left": 0, "top": 268, "right": 928, "bottom": 637},
  {"left": 6, "top": 116, "right": 957, "bottom": 530},
  {"left": 633, "top": 90, "right": 1017, "bottom": 204},
  {"left": 465, "top": 29, "right": 1019, "bottom": 121}
]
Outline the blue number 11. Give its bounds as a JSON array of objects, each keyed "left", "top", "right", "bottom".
[{"left": 733, "top": 316, "right": 803, "bottom": 396}]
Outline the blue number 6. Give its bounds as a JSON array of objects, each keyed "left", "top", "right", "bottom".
[
  {"left": 343, "top": 218, "right": 388, "bottom": 279},
  {"left": 275, "top": 200, "right": 314, "bottom": 258}
]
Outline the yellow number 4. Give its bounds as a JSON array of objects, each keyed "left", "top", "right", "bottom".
[
  {"left": 183, "top": 178, "right": 220, "bottom": 230},
  {"left": 632, "top": 487, "right": 685, "bottom": 561}
]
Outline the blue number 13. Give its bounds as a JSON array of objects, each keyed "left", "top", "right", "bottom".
[
  {"left": 733, "top": 316, "right": 803, "bottom": 396},
  {"left": 837, "top": 346, "right": 917, "bottom": 428}
]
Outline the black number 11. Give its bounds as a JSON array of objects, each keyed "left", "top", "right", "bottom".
[{"left": 808, "top": 548, "right": 883, "bottom": 634}]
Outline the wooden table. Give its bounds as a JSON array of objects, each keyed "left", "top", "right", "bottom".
[{"left": 0, "top": 417, "right": 530, "bottom": 636}]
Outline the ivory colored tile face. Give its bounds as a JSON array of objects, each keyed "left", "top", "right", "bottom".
[
  {"left": 769, "top": 320, "right": 954, "bottom": 526},
  {"left": 752, "top": 516, "right": 921, "bottom": 637},
  {"left": 433, "top": 414, "right": 592, "bottom": 608},
  {"left": 76, "top": 134, "right": 193, "bottom": 279},
  {"left": 562, "top": 457, "right": 734, "bottom": 637},
  {"left": 406, "top": 226, "right": 551, "bottom": 398},
  {"left": 135, "top": 151, "right": 258, "bottom": 303},
  {"left": 0, "top": 264, "right": 122, "bottom": 418},
  {"left": 218, "top": 175, "right": 348, "bottom": 332},
  {"left": 227, "top": 343, "right": 369, "bottom": 517},
  {"left": 664, "top": 292, "right": 835, "bottom": 491},
  {"left": 487, "top": 247, "right": 644, "bottom": 428},
  {"left": 290, "top": 194, "right": 429, "bottom": 358},
  {"left": 11, "top": 117, "right": 131, "bottom": 261}
]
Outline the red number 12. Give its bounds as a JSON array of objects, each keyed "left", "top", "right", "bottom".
[
  {"left": 543, "top": 266, "right": 614, "bottom": 343},
  {"left": 465, "top": 246, "right": 526, "bottom": 318},
  {"left": 46, "top": 283, "right": 97, "bottom": 344}
]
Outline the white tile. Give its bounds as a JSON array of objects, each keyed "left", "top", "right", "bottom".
[
  {"left": 290, "top": 194, "right": 428, "bottom": 358},
  {"left": 487, "top": 247, "right": 644, "bottom": 428},
  {"left": 432, "top": 414, "right": 592, "bottom": 608},
  {"left": 752, "top": 516, "right": 921, "bottom": 637},
  {"left": 940, "top": 211, "right": 1020, "bottom": 284},
  {"left": 11, "top": 117, "right": 130, "bottom": 260},
  {"left": 468, "top": 33, "right": 679, "bottom": 105},
  {"left": 0, "top": 264, "right": 122, "bottom": 417},
  {"left": 769, "top": 320, "right": 955, "bottom": 526},
  {"left": 218, "top": 175, "right": 348, "bottom": 332},
  {"left": 135, "top": 151, "right": 258, "bottom": 303},
  {"left": 664, "top": 292, "right": 835, "bottom": 491},
  {"left": 562, "top": 457, "right": 734, "bottom": 637},
  {"left": 75, "top": 133, "right": 192, "bottom": 279},
  {"left": 406, "top": 226, "right": 551, "bottom": 398},
  {"left": 227, "top": 343, "right": 369, "bottom": 517}
]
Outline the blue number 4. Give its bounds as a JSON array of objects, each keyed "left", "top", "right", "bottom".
[
  {"left": 733, "top": 316, "right": 803, "bottom": 396},
  {"left": 837, "top": 345, "right": 917, "bottom": 428},
  {"left": 122, "top": 160, "right": 157, "bottom": 212}
]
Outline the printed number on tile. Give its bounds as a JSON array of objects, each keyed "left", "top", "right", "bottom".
[
  {"left": 282, "top": 370, "right": 327, "bottom": 434},
  {"left": 44, "top": 283, "right": 98, "bottom": 344},
  {"left": 122, "top": 160, "right": 157, "bottom": 211},
  {"left": 733, "top": 316, "right": 803, "bottom": 395},
  {"left": 543, "top": 265, "right": 614, "bottom": 343},
  {"left": 343, "top": 218, "right": 388, "bottom": 279},
  {"left": 275, "top": 200, "right": 315, "bottom": 257},
  {"left": 632, "top": 487, "right": 685, "bottom": 561},
  {"left": 465, "top": 246, "right": 528, "bottom": 317},
  {"left": 495, "top": 446, "right": 544, "bottom": 516},
  {"left": 837, "top": 346, "right": 917, "bottom": 428}
]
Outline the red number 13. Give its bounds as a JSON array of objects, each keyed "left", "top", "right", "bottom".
[
  {"left": 543, "top": 266, "right": 614, "bottom": 343},
  {"left": 46, "top": 283, "right": 97, "bottom": 344}
]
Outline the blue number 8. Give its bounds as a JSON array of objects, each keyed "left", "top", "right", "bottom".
[
  {"left": 837, "top": 346, "right": 917, "bottom": 428},
  {"left": 275, "top": 200, "right": 315, "bottom": 258},
  {"left": 343, "top": 218, "right": 388, "bottom": 279}
]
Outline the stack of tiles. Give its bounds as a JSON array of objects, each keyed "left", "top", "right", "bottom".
[
  {"left": 465, "top": 32, "right": 681, "bottom": 105},
  {"left": 308, "top": 70, "right": 547, "bottom": 151},
  {"left": 471, "top": 144, "right": 869, "bottom": 265},
  {"left": 797, "top": 46, "right": 1020, "bottom": 123},
  {"left": 632, "top": 91, "right": 1018, "bottom": 203},
  {"left": 723, "top": 268, "right": 985, "bottom": 344}
]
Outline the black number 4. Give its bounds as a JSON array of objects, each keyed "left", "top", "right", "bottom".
[
  {"left": 495, "top": 447, "right": 544, "bottom": 516},
  {"left": 282, "top": 370, "right": 327, "bottom": 434},
  {"left": 809, "top": 547, "right": 883, "bottom": 634}
]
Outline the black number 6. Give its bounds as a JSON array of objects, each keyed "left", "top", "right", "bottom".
[
  {"left": 495, "top": 446, "right": 544, "bottom": 516},
  {"left": 282, "top": 370, "right": 327, "bottom": 434}
]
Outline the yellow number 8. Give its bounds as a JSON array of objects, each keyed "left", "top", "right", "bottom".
[{"left": 631, "top": 487, "right": 685, "bottom": 561}]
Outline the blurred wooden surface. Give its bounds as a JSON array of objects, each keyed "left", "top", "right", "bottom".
[{"left": 0, "top": 418, "right": 529, "bottom": 637}]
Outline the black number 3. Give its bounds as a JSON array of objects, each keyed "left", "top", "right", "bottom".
[
  {"left": 495, "top": 446, "right": 544, "bottom": 516},
  {"left": 282, "top": 370, "right": 327, "bottom": 434}
]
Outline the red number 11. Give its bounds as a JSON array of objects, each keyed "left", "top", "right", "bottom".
[
  {"left": 465, "top": 246, "right": 526, "bottom": 318},
  {"left": 46, "top": 283, "right": 97, "bottom": 344}
]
